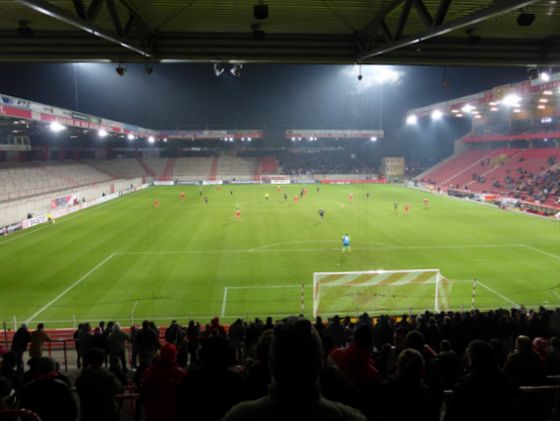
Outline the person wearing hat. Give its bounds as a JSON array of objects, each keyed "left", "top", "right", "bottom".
[
  {"left": 141, "top": 343, "right": 186, "bottom": 421},
  {"left": 221, "top": 317, "right": 366, "bottom": 421}
]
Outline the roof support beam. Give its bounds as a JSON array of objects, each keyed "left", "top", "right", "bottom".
[
  {"left": 15, "top": 0, "right": 154, "bottom": 57},
  {"left": 357, "top": 0, "right": 541, "bottom": 62},
  {"left": 434, "top": 0, "right": 452, "bottom": 27}
]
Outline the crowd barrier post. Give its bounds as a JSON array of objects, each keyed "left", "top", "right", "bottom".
[
  {"left": 13, "top": 316, "right": 17, "bottom": 331},
  {"left": 62, "top": 340, "right": 68, "bottom": 372}
]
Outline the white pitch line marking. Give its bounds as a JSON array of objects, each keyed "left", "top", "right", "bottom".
[
  {"left": 220, "top": 287, "right": 229, "bottom": 318},
  {"left": 520, "top": 244, "right": 560, "bottom": 261},
  {"left": 477, "top": 280, "right": 520, "bottom": 308},
  {"left": 26, "top": 252, "right": 116, "bottom": 323}
]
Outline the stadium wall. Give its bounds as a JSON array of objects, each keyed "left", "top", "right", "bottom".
[{"left": 0, "top": 177, "right": 146, "bottom": 228}]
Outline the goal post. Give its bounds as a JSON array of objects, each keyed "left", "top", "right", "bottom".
[{"left": 313, "top": 269, "right": 448, "bottom": 317}]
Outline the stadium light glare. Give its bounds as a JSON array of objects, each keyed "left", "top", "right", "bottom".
[
  {"left": 291, "top": 137, "right": 295, "bottom": 141},
  {"left": 501, "top": 94, "right": 521, "bottom": 107},
  {"left": 474, "top": 115, "right": 482, "bottom": 119},
  {"left": 456, "top": 113, "right": 464, "bottom": 117},
  {"left": 49, "top": 121, "right": 66, "bottom": 132},
  {"left": 163, "top": 138, "right": 168, "bottom": 143},
  {"left": 543, "top": 90, "right": 553, "bottom": 96},
  {"left": 537, "top": 105, "right": 546, "bottom": 110},
  {"left": 539, "top": 98, "right": 548, "bottom": 103},
  {"left": 431, "top": 110, "right": 443, "bottom": 120},
  {"left": 148, "top": 136, "right": 155, "bottom": 143},
  {"left": 247, "top": 137, "right": 252, "bottom": 141},
  {"left": 127, "top": 134, "right": 135, "bottom": 141},
  {"left": 451, "top": 109, "right": 459, "bottom": 114},
  {"left": 490, "top": 107, "right": 499, "bottom": 112},
  {"left": 461, "top": 104, "right": 475, "bottom": 113},
  {"left": 513, "top": 108, "right": 521, "bottom": 113},
  {"left": 540, "top": 72, "right": 551, "bottom": 82},
  {"left": 370, "top": 136, "right": 377, "bottom": 142},
  {"left": 406, "top": 115, "right": 417, "bottom": 125},
  {"left": 98, "top": 129, "right": 108, "bottom": 138}
]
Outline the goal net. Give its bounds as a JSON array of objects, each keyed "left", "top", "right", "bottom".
[{"left": 313, "top": 269, "right": 450, "bottom": 317}]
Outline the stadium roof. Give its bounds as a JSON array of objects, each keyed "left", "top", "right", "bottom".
[
  {"left": 0, "top": 92, "right": 384, "bottom": 143},
  {"left": 1, "top": 0, "right": 559, "bottom": 65},
  {"left": 406, "top": 71, "right": 560, "bottom": 121}
]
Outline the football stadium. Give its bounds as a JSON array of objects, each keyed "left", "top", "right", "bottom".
[{"left": 0, "top": 1, "right": 560, "bottom": 420}]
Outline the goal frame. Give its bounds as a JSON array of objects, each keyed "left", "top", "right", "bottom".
[{"left": 312, "top": 268, "right": 443, "bottom": 317}]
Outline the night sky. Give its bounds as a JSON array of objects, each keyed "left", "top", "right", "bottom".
[{"left": 0, "top": 63, "right": 528, "bottom": 162}]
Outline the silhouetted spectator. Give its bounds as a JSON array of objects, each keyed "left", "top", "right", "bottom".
[
  {"left": 28, "top": 324, "right": 50, "bottom": 359},
  {"left": 0, "top": 352, "right": 24, "bottom": 397},
  {"left": 376, "top": 349, "right": 440, "bottom": 421},
  {"left": 108, "top": 322, "right": 130, "bottom": 371},
  {"left": 20, "top": 357, "right": 77, "bottom": 421},
  {"left": 330, "top": 323, "right": 381, "bottom": 393},
  {"left": 75, "top": 348, "right": 124, "bottom": 421},
  {"left": 178, "top": 336, "right": 246, "bottom": 421},
  {"left": 445, "top": 340, "right": 520, "bottom": 421},
  {"left": 141, "top": 343, "right": 186, "bottom": 421},
  {"left": 504, "top": 335, "right": 547, "bottom": 386},
  {"left": 246, "top": 329, "right": 273, "bottom": 399},
  {"left": 435, "top": 340, "right": 461, "bottom": 390},
  {"left": 11, "top": 324, "right": 31, "bottom": 372},
  {"left": 73, "top": 324, "right": 83, "bottom": 369},
  {"left": 186, "top": 320, "right": 201, "bottom": 365},
  {"left": 222, "top": 317, "right": 366, "bottom": 421},
  {"left": 78, "top": 323, "right": 93, "bottom": 368},
  {"left": 136, "top": 320, "right": 160, "bottom": 361},
  {"left": 323, "top": 315, "right": 347, "bottom": 348}
]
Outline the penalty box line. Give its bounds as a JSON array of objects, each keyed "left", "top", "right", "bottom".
[
  {"left": 26, "top": 253, "right": 117, "bottom": 324},
  {"left": 221, "top": 284, "right": 310, "bottom": 318}
]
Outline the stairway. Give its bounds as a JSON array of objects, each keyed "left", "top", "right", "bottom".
[
  {"left": 136, "top": 158, "right": 156, "bottom": 178},
  {"left": 161, "top": 158, "right": 176, "bottom": 180}
]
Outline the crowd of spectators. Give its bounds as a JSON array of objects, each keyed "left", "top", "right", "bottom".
[
  {"left": 278, "top": 151, "right": 373, "bottom": 175},
  {"left": 510, "top": 167, "right": 560, "bottom": 204},
  {"left": 2, "top": 307, "right": 560, "bottom": 420}
]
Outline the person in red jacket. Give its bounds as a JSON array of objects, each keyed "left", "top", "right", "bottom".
[
  {"left": 329, "top": 323, "right": 382, "bottom": 393},
  {"left": 141, "top": 343, "right": 186, "bottom": 421}
]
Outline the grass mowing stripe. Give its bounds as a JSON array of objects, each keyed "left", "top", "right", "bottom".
[{"left": 26, "top": 253, "right": 116, "bottom": 323}]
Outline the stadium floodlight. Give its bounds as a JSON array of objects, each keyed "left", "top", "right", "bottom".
[
  {"left": 513, "top": 108, "right": 521, "bottom": 113},
  {"left": 456, "top": 113, "right": 464, "bottom": 117},
  {"left": 543, "top": 90, "right": 553, "bottom": 96},
  {"left": 490, "top": 107, "right": 499, "bottom": 112},
  {"left": 461, "top": 104, "right": 475, "bottom": 113},
  {"left": 539, "top": 98, "right": 548, "bottom": 103},
  {"left": 291, "top": 137, "right": 296, "bottom": 141},
  {"left": 49, "top": 121, "right": 66, "bottom": 132},
  {"left": 406, "top": 115, "right": 417, "bottom": 125},
  {"left": 540, "top": 72, "right": 551, "bottom": 82},
  {"left": 98, "top": 129, "right": 108, "bottom": 138},
  {"left": 537, "top": 105, "right": 546, "bottom": 110},
  {"left": 230, "top": 64, "right": 243, "bottom": 78},
  {"left": 213, "top": 63, "right": 225, "bottom": 77},
  {"left": 501, "top": 94, "right": 521, "bottom": 107},
  {"left": 247, "top": 137, "right": 252, "bottom": 141},
  {"left": 474, "top": 115, "right": 482, "bottom": 119},
  {"left": 127, "top": 134, "right": 135, "bottom": 140},
  {"left": 374, "top": 67, "right": 400, "bottom": 84},
  {"left": 431, "top": 110, "right": 443, "bottom": 120},
  {"left": 370, "top": 136, "right": 377, "bottom": 142},
  {"left": 163, "top": 138, "right": 168, "bottom": 143},
  {"left": 148, "top": 136, "right": 155, "bottom": 143}
]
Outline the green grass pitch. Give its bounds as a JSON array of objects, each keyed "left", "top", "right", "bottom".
[{"left": 0, "top": 184, "right": 559, "bottom": 328}]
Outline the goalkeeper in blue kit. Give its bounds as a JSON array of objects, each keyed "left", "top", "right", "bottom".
[{"left": 342, "top": 233, "right": 351, "bottom": 253}]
